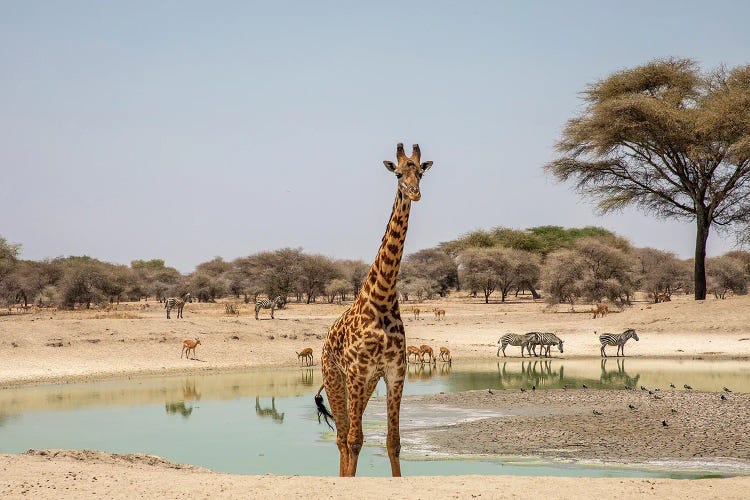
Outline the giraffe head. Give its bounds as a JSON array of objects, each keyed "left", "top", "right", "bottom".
[{"left": 383, "top": 143, "right": 433, "bottom": 201}]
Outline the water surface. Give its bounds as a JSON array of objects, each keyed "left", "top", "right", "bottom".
[{"left": 0, "top": 359, "right": 746, "bottom": 477}]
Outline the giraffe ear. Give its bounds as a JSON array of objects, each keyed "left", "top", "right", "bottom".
[
  {"left": 420, "top": 161, "right": 433, "bottom": 173},
  {"left": 383, "top": 161, "right": 397, "bottom": 172}
]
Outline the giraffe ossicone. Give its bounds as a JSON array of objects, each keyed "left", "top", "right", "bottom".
[{"left": 315, "top": 142, "right": 433, "bottom": 477}]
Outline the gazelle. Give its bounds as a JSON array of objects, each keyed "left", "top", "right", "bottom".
[
  {"left": 296, "top": 347, "right": 314, "bottom": 366},
  {"left": 439, "top": 346, "right": 452, "bottom": 362},
  {"left": 181, "top": 338, "right": 201, "bottom": 359}
]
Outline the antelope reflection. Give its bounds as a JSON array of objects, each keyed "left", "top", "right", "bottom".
[
  {"left": 300, "top": 368, "right": 315, "bottom": 386},
  {"left": 406, "top": 362, "right": 437, "bottom": 382},
  {"left": 255, "top": 396, "right": 285, "bottom": 423},
  {"left": 165, "top": 378, "right": 202, "bottom": 419},
  {"left": 165, "top": 401, "right": 194, "bottom": 418}
]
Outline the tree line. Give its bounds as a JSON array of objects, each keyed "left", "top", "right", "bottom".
[{"left": 1, "top": 226, "right": 748, "bottom": 311}]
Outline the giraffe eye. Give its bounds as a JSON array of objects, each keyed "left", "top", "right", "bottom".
[{"left": 396, "top": 173, "right": 403, "bottom": 179}]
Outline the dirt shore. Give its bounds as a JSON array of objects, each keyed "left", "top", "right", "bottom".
[
  {"left": 411, "top": 389, "right": 750, "bottom": 466},
  {"left": 1, "top": 294, "right": 750, "bottom": 498}
]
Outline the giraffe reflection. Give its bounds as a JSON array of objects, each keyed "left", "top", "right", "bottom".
[{"left": 255, "top": 396, "right": 285, "bottom": 423}]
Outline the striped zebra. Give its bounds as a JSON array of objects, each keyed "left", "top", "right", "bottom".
[
  {"left": 165, "top": 293, "right": 190, "bottom": 319},
  {"left": 497, "top": 333, "right": 536, "bottom": 357},
  {"left": 599, "top": 328, "right": 639, "bottom": 357},
  {"left": 528, "top": 332, "right": 564, "bottom": 358},
  {"left": 255, "top": 295, "right": 284, "bottom": 320}
]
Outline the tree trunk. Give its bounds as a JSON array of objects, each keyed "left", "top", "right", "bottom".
[{"left": 694, "top": 213, "right": 710, "bottom": 300}]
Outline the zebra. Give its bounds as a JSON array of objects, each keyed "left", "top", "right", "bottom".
[
  {"left": 497, "top": 333, "right": 536, "bottom": 357},
  {"left": 255, "top": 295, "right": 284, "bottom": 320},
  {"left": 528, "top": 332, "right": 564, "bottom": 358},
  {"left": 599, "top": 328, "right": 639, "bottom": 357},
  {"left": 165, "top": 293, "right": 190, "bottom": 319}
]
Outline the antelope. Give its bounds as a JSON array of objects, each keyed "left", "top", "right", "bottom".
[
  {"left": 406, "top": 345, "right": 421, "bottom": 363},
  {"left": 419, "top": 344, "right": 435, "bottom": 364},
  {"left": 412, "top": 307, "right": 420, "bottom": 320},
  {"left": 433, "top": 308, "right": 445, "bottom": 320},
  {"left": 592, "top": 303, "right": 608, "bottom": 319},
  {"left": 439, "top": 346, "right": 452, "bottom": 363},
  {"left": 296, "top": 347, "right": 314, "bottom": 367},
  {"left": 181, "top": 338, "right": 201, "bottom": 359}
]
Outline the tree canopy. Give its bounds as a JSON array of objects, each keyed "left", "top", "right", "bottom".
[{"left": 546, "top": 58, "right": 750, "bottom": 300}]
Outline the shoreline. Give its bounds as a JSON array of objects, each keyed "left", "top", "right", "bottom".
[
  {"left": 3, "top": 351, "right": 749, "bottom": 390},
  {"left": 2, "top": 296, "right": 750, "bottom": 498}
]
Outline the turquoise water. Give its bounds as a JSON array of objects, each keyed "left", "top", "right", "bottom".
[{"left": 0, "top": 359, "right": 746, "bottom": 477}]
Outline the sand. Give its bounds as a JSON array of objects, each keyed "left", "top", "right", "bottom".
[{"left": 1, "top": 293, "right": 750, "bottom": 498}]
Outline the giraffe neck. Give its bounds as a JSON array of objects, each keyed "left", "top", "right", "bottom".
[{"left": 361, "top": 189, "right": 411, "bottom": 303}]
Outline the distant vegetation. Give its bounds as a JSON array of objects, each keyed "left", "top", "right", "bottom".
[
  {"left": 546, "top": 58, "right": 750, "bottom": 300},
  {"left": 1, "top": 225, "right": 747, "bottom": 311}
]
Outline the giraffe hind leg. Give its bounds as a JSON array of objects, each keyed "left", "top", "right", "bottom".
[{"left": 322, "top": 366, "right": 350, "bottom": 476}]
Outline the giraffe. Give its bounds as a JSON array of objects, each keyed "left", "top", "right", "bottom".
[{"left": 315, "top": 143, "right": 433, "bottom": 477}]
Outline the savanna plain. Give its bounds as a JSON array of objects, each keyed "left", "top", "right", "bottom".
[{"left": 1, "top": 293, "right": 749, "bottom": 499}]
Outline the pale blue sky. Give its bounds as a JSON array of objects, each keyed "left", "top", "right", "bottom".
[{"left": 2, "top": 1, "right": 749, "bottom": 272}]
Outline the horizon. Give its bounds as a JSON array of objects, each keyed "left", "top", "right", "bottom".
[{"left": 3, "top": 1, "right": 749, "bottom": 273}]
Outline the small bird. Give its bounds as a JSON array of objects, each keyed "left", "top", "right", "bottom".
[
  {"left": 721, "top": 394, "right": 727, "bottom": 401},
  {"left": 670, "top": 383, "right": 676, "bottom": 388},
  {"left": 520, "top": 387, "right": 526, "bottom": 393},
  {"left": 488, "top": 388, "right": 494, "bottom": 395},
  {"left": 640, "top": 386, "right": 647, "bottom": 391},
  {"left": 684, "top": 384, "right": 693, "bottom": 390},
  {"left": 582, "top": 384, "right": 588, "bottom": 389},
  {"left": 671, "top": 408, "right": 678, "bottom": 413},
  {"left": 662, "top": 420, "right": 669, "bottom": 427},
  {"left": 532, "top": 385, "right": 536, "bottom": 391},
  {"left": 648, "top": 390, "right": 654, "bottom": 395},
  {"left": 625, "top": 385, "right": 633, "bottom": 390},
  {"left": 562, "top": 385, "right": 568, "bottom": 390},
  {"left": 593, "top": 409, "right": 603, "bottom": 416},
  {"left": 628, "top": 404, "right": 636, "bottom": 410},
  {"left": 653, "top": 394, "right": 663, "bottom": 400},
  {"left": 723, "top": 387, "right": 732, "bottom": 393}
]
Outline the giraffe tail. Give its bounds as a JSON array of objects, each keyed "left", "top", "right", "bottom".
[{"left": 314, "top": 384, "right": 335, "bottom": 430}]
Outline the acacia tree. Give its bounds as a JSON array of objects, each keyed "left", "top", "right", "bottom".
[
  {"left": 458, "top": 247, "right": 530, "bottom": 303},
  {"left": 404, "top": 248, "right": 458, "bottom": 296},
  {"left": 635, "top": 248, "right": 692, "bottom": 302},
  {"left": 298, "top": 254, "right": 340, "bottom": 303},
  {"left": 707, "top": 255, "right": 747, "bottom": 298},
  {"left": 547, "top": 59, "right": 750, "bottom": 300}
]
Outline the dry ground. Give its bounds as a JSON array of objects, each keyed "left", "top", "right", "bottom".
[{"left": 1, "top": 293, "right": 750, "bottom": 498}]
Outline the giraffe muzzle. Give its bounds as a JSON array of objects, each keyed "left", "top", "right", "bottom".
[{"left": 400, "top": 184, "right": 421, "bottom": 201}]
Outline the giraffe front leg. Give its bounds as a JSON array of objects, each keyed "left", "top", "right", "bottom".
[
  {"left": 322, "top": 368, "right": 350, "bottom": 476},
  {"left": 385, "top": 372, "right": 405, "bottom": 477}
]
